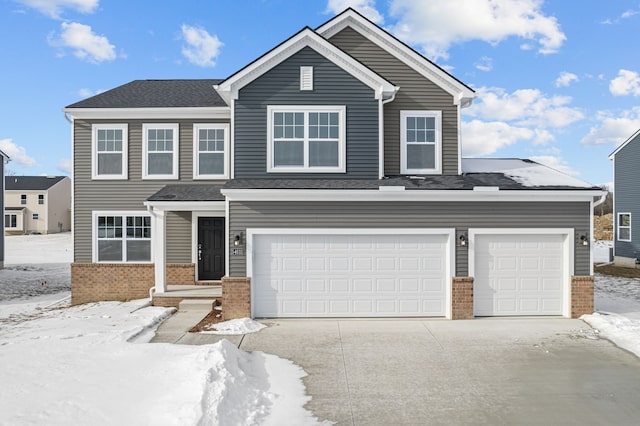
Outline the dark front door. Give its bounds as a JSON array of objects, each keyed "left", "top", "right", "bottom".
[{"left": 198, "top": 217, "right": 225, "bottom": 280}]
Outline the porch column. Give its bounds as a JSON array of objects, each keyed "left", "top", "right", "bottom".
[{"left": 152, "top": 210, "right": 166, "bottom": 293}]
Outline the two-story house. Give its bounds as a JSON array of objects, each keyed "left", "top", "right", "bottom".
[
  {"left": 0, "top": 150, "right": 9, "bottom": 268},
  {"left": 4, "top": 176, "right": 71, "bottom": 235},
  {"left": 64, "top": 9, "right": 602, "bottom": 319},
  {"left": 609, "top": 129, "right": 640, "bottom": 267}
]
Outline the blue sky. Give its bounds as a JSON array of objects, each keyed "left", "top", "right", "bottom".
[{"left": 2, "top": 0, "right": 640, "bottom": 187}]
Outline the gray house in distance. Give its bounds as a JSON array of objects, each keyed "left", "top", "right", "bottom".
[
  {"left": 0, "top": 150, "right": 9, "bottom": 269},
  {"left": 64, "top": 8, "right": 603, "bottom": 319},
  {"left": 609, "top": 129, "right": 640, "bottom": 267}
]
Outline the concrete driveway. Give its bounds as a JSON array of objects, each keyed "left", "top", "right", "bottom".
[{"left": 237, "top": 318, "right": 640, "bottom": 425}]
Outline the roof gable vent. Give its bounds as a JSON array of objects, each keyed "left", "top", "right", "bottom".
[{"left": 300, "top": 66, "right": 313, "bottom": 91}]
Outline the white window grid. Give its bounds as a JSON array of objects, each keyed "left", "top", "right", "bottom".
[
  {"left": 94, "top": 213, "right": 152, "bottom": 262},
  {"left": 193, "top": 124, "right": 229, "bottom": 179},
  {"left": 92, "top": 124, "right": 128, "bottom": 180},
  {"left": 618, "top": 212, "right": 632, "bottom": 242},
  {"left": 142, "top": 124, "right": 179, "bottom": 180},
  {"left": 400, "top": 110, "right": 442, "bottom": 175}
]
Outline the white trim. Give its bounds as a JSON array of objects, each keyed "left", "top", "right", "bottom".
[
  {"left": 70, "top": 116, "right": 75, "bottom": 254},
  {"left": 92, "top": 211, "right": 153, "bottom": 264},
  {"left": 590, "top": 198, "right": 595, "bottom": 276},
  {"left": 191, "top": 211, "right": 228, "bottom": 281},
  {"left": 457, "top": 103, "right": 462, "bottom": 175},
  {"left": 612, "top": 159, "right": 616, "bottom": 258},
  {"left": 609, "top": 127, "right": 640, "bottom": 159},
  {"left": 230, "top": 99, "right": 235, "bottom": 179},
  {"left": 216, "top": 28, "right": 397, "bottom": 102},
  {"left": 63, "top": 107, "right": 230, "bottom": 120},
  {"left": 468, "top": 228, "right": 574, "bottom": 318},
  {"left": 221, "top": 188, "right": 604, "bottom": 202},
  {"left": 316, "top": 10, "right": 475, "bottom": 107},
  {"left": 400, "top": 110, "right": 442, "bottom": 175},
  {"left": 378, "top": 98, "right": 384, "bottom": 178},
  {"left": 266, "top": 105, "right": 346, "bottom": 173},
  {"left": 617, "top": 212, "right": 632, "bottom": 242},
  {"left": 91, "top": 123, "right": 128, "bottom": 180},
  {"left": 300, "top": 66, "right": 313, "bottom": 91},
  {"left": 225, "top": 198, "right": 230, "bottom": 277},
  {"left": 144, "top": 201, "right": 225, "bottom": 212},
  {"left": 246, "top": 227, "right": 455, "bottom": 319},
  {"left": 142, "top": 123, "right": 179, "bottom": 180},
  {"left": 193, "top": 123, "right": 230, "bottom": 180},
  {"left": 152, "top": 210, "right": 165, "bottom": 292}
]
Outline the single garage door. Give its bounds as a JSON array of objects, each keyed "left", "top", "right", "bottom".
[
  {"left": 251, "top": 233, "right": 450, "bottom": 318},
  {"left": 474, "top": 234, "right": 565, "bottom": 316}
]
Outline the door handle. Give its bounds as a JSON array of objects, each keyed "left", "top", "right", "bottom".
[{"left": 198, "top": 244, "right": 202, "bottom": 261}]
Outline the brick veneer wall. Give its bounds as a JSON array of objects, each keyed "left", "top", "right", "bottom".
[
  {"left": 222, "top": 276, "right": 251, "bottom": 320},
  {"left": 167, "top": 263, "right": 195, "bottom": 285},
  {"left": 71, "top": 263, "right": 154, "bottom": 305},
  {"left": 571, "top": 275, "right": 594, "bottom": 318},
  {"left": 451, "top": 277, "right": 474, "bottom": 320}
]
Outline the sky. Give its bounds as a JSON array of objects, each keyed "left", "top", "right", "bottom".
[{"left": 1, "top": 0, "right": 640, "bottom": 187}]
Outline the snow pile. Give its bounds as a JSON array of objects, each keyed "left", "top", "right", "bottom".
[
  {"left": 200, "top": 318, "right": 267, "bottom": 335},
  {"left": 582, "top": 313, "right": 640, "bottom": 358},
  {"left": 0, "top": 300, "right": 324, "bottom": 425},
  {"left": 462, "top": 158, "right": 594, "bottom": 188}
]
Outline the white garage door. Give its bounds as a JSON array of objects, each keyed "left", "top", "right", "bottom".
[
  {"left": 474, "top": 234, "right": 565, "bottom": 316},
  {"left": 251, "top": 233, "right": 450, "bottom": 318}
]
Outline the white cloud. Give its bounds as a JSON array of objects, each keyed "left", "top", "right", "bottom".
[
  {"left": 555, "top": 71, "right": 578, "bottom": 87},
  {"left": 49, "top": 22, "right": 116, "bottom": 63},
  {"left": 610, "top": 69, "right": 640, "bottom": 96},
  {"left": 57, "top": 159, "right": 72, "bottom": 174},
  {"left": 0, "top": 138, "right": 38, "bottom": 167},
  {"left": 78, "top": 88, "right": 104, "bottom": 98},
  {"left": 15, "top": 0, "right": 98, "bottom": 19},
  {"left": 180, "top": 24, "right": 223, "bottom": 68},
  {"left": 326, "top": 0, "right": 383, "bottom": 24},
  {"left": 580, "top": 107, "right": 640, "bottom": 146},
  {"left": 529, "top": 155, "right": 579, "bottom": 176},
  {"left": 464, "top": 87, "right": 584, "bottom": 128},
  {"left": 474, "top": 56, "right": 493, "bottom": 72},
  {"left": 460, "top": 120, "right": 534, "bottom": 156},
  {"left": 388, "top": 0, "right": 566, "bottom": 60},
  {"left": 621, "top": 9, "right": 639, "bottom": 19}
]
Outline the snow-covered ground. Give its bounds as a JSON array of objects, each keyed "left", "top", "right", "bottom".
[{"left": 0, "top": 233, "right": 72, "bottom": 300}]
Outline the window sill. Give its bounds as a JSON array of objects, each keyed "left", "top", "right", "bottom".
[
  {"left": 267, "top": 167, "right": 346, "bottom": 174},
  {"left": 142, "top": 175, "right": 179, "bottom": 180},
  {"left": 193, "top": 175, "right": 229, "bottom": 180},
  {"left": 92, "top": 175, "right": 128, "bottom": 180}
]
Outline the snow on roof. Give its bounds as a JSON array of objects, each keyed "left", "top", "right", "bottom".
[{"left": 462, "top": 158, "right": 595, "bottom": 188}]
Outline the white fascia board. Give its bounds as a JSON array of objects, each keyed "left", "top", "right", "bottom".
[
  {"left": 221, "top": 188, "right": 605, "bottom": 202},
  {"left": 143, "top": 200, "right": 225, "bottom": 212},
  {"left": 316, "top": 11, "right": 475, "bottom": 107},
  {"left": 216, "top": 28, "right": 397, "bottom": 100},
  {"left": 609, "top": 127, "right": 640, "bottom": 160},
  {"left": 63, "top": 107, "right": 230, "bottom": 120}
]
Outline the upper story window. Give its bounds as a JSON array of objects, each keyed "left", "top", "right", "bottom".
[
  {"left": 267, "top": 105, "right": 346, "bottom": 173},
  {"left": 20, "top": 194, "right": 26, "bottom": 205},
  {"left": 92, "top": 124, "right": 128, "bottom": 180},
  {"left": 193, "top": 124, "right": 229, "bottom": 179},
  {"left": 618, "top": 212, "right": 631, "bottom": 242},
  {"left": 400, "top": 111, "right": 442, "bottom": 175},
  {"left": 94, "top": 212, "right": 151, "bottom": 262},
  {"left": 143, "top": 124, "right": 179, "bottom": 180},
  {"left": 38, "top": 194, "right": 44, "bottom": 205}
]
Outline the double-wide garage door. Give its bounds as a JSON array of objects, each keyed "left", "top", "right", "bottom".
[
  {"left": 252, "top": 233, "right": 449, "bottom": 318},
  {"left": 474, "top": 234, "right": 565, "bottom": 316}
]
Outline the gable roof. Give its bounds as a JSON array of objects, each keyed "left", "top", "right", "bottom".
[
  {"left": 0, "top": 149, "right": 8, "bottom": 162},
  {"left": 215, "top": 26, "right": 398, "bottom": 103},
  {"left": 5, "top": 176, "right": 67, "bottom": 191},
  {"left": 608, "top": 128, "right": 640, "bottom": 160},
  {"left": 316, "top": 8, "right": 475, "bottom": 107},
  {"left": 65, "top": 79, "right": 227, "bottom": 109}
]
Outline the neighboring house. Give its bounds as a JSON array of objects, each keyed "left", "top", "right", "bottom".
[
  {"left": 4, "top": 176, "right": 71, "bottom": 235},
  {"left": 0, "top": 150, "right": 9, "bottom": 268},
  {"left": 609, "top": 129, "right": 640, "bottom": 267},
  {"left": 64, "top": 9, "right": 603, "bottom": 319}
]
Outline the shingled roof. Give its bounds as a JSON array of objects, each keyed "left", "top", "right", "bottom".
[
  {"left": 5, "top": 176, "right": 67, "bottom": 191},
  {"left": 65, "top": 79, "right": 227, "bottom": 109}
]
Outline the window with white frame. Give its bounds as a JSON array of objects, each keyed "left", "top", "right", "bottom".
[
  {"left": 618, "top": 212, "right": 631, "bottom": 241},
  {"left": 4, "top": 214, "right": 17, "bottom": 228},
  {"left": 267, "top": 106, "right": 345, "bottom": 173},
  {"left": 95, "top": 213, "right": 152, "bottom": 262},
  {"left": 193, "top": 124, "right": 229, "bottom": 179},
  {"left": 400, "top": 110, "right": 441, "bottom": 174},
  {"left": 92, "top": 124, "right": 128, "bottom": 179},
  {"left": 143, "top": 124, "right": 179, "bottom": 179}
]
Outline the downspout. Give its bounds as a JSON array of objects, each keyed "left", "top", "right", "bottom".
[
  {"left": 379, "top": 88, "right": 399, "bottom": 178},
  {"left": 145, "top": 204, "right": 156, "bottom": 300}
]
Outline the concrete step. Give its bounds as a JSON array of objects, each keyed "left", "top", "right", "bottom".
[{"left": 178, "top": 298, "right": 218, "bottom": 311}]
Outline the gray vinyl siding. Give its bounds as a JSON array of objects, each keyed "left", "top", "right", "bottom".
[
  {"left": 328, "top": 27, "right": 459, "bottom": 176},
  {"left": 166, "top": 211, "right": 192, "bottom": 263},
  {"left": 73, "top": 118, "right": 227, "bottom": 262},
  {"left": 614, "top": 134, "right": 640, "bottom": 259},
  {"left": 229, "top": 201, "right": 590, "bottom": 277},
  {"left": 1, "top": 160, "right": 4, "bottom": 265},
  {"left": 234, "top": 46, "right": 379, "bottom": 179}
]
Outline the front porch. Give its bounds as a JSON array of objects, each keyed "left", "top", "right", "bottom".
[{"left": 152, "top": 284, "right": 222, "bottom": 308}]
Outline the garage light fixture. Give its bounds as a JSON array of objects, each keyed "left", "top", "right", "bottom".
[
  {"left": 234, "top": 232, "right": 242, "bottom": 247},
  {"left": 459, "top": 234, "right": 467, "bottom": 247},
  {"left": 579, "top": 234, "right": 589, "bottom": 246}
]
